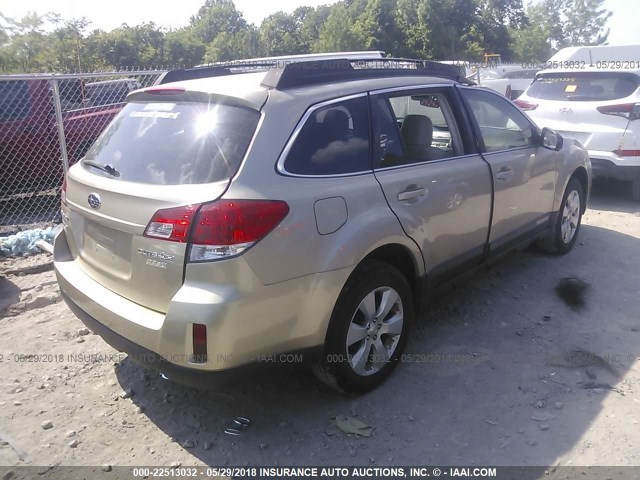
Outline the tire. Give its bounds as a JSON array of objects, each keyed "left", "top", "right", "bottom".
[
  {"left": 537, "top": 177, "right": 584, "bottom": 254},
  {"left": 313, "top": 261, "right": 413, "bottom": 394}
]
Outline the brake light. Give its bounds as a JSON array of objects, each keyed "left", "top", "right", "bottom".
[
  {"left": 144, "top": 204, "right": 200, "bottom": 242},
  {"left": 144, "top": 86, "right": 186, "bottom": 95},
  {"left": 514, "top": 99, "right": 538, "bottom": 111},
  {"left": 144, "top": 200, "right": 289, "bottom": 261},
  {"left": 189, "top": 200, "right": 289, "bottom": 261},
  {"left": 613, "top": 150, "right": 640, "bottom": 157},
  {"left": 597, "top": 103, "right": 640, "bottom": 120}
]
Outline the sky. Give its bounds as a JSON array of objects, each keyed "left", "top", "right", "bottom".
[{"left": 0, "top": 0, "right": 638, "bottom": 45}]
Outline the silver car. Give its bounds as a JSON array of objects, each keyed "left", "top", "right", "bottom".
[{"left": 54, "top": 54, "right": 591, "bottom": 393}]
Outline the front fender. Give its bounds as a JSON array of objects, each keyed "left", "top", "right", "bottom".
[{"left": 553, "top": 138, "right": 592, "bottom": 212}]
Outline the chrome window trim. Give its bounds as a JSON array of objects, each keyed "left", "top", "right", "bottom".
[
  {"left": 276, "top": 92, "right": 371, "bottom": 178},
  {"left": 372, "top": 153, "right": 484, "bottom": 173},
  {"left": 369, "top": 83, "right": 454, "bottom": 95},
  {"left": 480, "top": 145, "right": 535, "bottom": 155}
]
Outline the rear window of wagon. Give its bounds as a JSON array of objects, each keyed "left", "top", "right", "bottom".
[
  {"left": 84, "top": 102, "right": 260, "bottom": 185},
  {"left": 527, "top": 72, "right": 640, "bottom": 101}
]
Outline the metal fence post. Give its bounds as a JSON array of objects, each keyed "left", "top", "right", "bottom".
[{"left": 50, "top": 78, "right": 70, "bottom": 173}]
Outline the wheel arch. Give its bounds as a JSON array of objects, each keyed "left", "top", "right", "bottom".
[
  {"left": 357, "top": 243, "right": 425, "bottom": 316},
  {"left": 570, "top": 166, "right": 590, "bottom": 213}
]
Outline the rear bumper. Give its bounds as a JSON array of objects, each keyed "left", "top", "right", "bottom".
[
  {"left": 590, "top": 158, "right": 640, "bottom": 181},
  {"left": 61, "top": 291, "right": 321, "bottom": 388},
  {"left": 54, "top": 228, "right": 350, "bottom": 382}
]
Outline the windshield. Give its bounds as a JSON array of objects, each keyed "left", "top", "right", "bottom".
[
  {"left": 527, "top": 72, "right": 640, "bottom": 101},
  {"left": 84, "top": 101, "right": 260, "bottom": 185}
]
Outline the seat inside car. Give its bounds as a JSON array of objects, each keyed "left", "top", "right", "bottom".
[{"left": 400, "top": 114, "right": 449, "bottom": 162}]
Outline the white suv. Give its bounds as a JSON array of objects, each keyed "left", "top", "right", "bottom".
[{"left": 516, "top": 63, "right": 640, "bottom": 200}]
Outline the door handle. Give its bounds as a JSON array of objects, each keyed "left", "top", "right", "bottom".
[
  {"left": 495, "top": 167, "right": 514, "bottom": 181},
  {"left": 397, "top": 188, "right": 427, "bottom": 201}
]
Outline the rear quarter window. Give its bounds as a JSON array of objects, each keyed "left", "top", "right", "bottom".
[
  {"left": 84, "top": 102, "right": 260, "bottom": 185},
  {"left": 527, "top": 72, "right": 640, "bottom": 101},
  {"left": 283, "top": 96, "right": 371, "bottom": 176}
]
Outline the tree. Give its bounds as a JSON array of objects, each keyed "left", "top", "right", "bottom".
[
  {"left": 314, "top": 4, "right": 366, "bottom": 53},
  {"left": 419, "top": 0, "right": 480, "bottom": 59},
  {"left": 510, "top": 23, "right": 551, "bottom": 62},
  {"left": 475, "top": 0, "right": 526, "bottom": 60},
  {"left": 563, "top": 0, "right": 611, "bottom": 46},
  {"left": 354, "top": 0, "right": 406, "bottom": 55},
  {"left": 164, "top": 28, "right": 206, "bottom": 67},
  {"left": 205, "top": 28, "right": 262, "bottom": 62},
  {"left": 259, "top": 12, "right": 301, "bottom": 56},
  {"left": 190, "top": 0, "right": 248, "bottom": 44}
]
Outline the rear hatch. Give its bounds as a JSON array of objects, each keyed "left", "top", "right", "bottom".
[
  {"left": 519, "top": 71, "right": 640, "bottom": 151},
  {"left": 63, "top": 93, "right": 262, "bottom": 312}
]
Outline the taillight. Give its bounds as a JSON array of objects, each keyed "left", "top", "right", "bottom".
[
  {"left": 597, "top": 103, "right": 640, "bottom": 120},
  {"left": 144, "top": 200, "right": 289, "bottom": 261},
  {"left": 514, "top": 99, "right": 538, "bottom": 111},
  {"left": 613, "top": 149, "right": 640, "bottom": 157},
  {"left": 144, "top": 204, "right": 200, "bottom": 242},
  {"left": 189, "top": 200, "right": 289, "bottom": 262}
]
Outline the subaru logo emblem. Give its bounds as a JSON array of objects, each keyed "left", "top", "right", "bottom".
[{"left": 88, "top": 193, "right": 101, "bottom": 209}]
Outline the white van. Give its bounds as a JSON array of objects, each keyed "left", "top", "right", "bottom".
[{"left": 516, "top": 45, "right": 640, "bottom": 200}]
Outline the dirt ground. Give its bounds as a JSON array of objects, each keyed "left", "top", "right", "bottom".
[{"left": 0, "top": 179, "right": 639, "bottom": 471}]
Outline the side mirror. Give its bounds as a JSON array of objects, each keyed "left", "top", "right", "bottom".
[{"left": 541, "top": 127, "right": 563, "bottom": 151}]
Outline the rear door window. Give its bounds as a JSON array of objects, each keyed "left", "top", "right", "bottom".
[
  {"left": 84, "top": 102, "right": 260, "bottom": 185},
  {"left": 371, "top": 90, "right": 462, "bottom": 168},
  {"left": 527, "top": 72, "right": 640, "bottom": 101},
  {"left": 283, "top": 96, "right": 370, "bottom": 176}
]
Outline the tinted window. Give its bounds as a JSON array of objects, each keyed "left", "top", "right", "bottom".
[
  {"left": 284, "top": 96, "right": 370, "bottom": 175},
  {"left": 0, "top": 81, "right": 29, "bottom": 122},
  {"left": 462, "top": 89, "right": 535, "bottom": 152},
  {"left": 85, "top": 102, "right": 260, "bottom": 185},
  {"left": 372, "top": 91, "right": 458, "bottom": 167},
  {"left": 527, "top": 72, "right": 639, "bottom": 101}
]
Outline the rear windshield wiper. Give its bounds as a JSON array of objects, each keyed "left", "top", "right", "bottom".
[{"left": 82, "top": 159, "right": 121, "bottom": 178}]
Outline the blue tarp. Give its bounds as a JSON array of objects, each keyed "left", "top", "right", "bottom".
[{"left": 0, "top": 226, "right": 61, "bottom": 257}]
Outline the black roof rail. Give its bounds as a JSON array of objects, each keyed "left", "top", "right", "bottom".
[
  {"left": 156, "top": 62, "right": 278, "bottom": 85},
  {"left": 156, "top": 57, "right": 475, "bottom": 88},
  {"left": 260, "top": 58, "right": 475, "bottom": 89}
]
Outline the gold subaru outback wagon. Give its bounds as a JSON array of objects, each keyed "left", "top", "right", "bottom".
[{"left": 55, "top": 53, "right": 591, "bottom": 393}]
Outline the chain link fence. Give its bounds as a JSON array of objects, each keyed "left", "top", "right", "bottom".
[{"left": 0, "top": 71, "right": 166, "bottom": 231}]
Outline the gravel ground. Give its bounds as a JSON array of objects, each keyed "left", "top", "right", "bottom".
[{"left": 0, "top": 180, "right": 639, "bottom": 470}]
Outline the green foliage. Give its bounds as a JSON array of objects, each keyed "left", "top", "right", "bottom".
[
  {"left": 314, "top": 4, "right": 366, "bottom": 53},
  {"left": 0, "top": 0, "right": 613, "bottom": 73},
  {"left": 260, "top": 12, "right": 301, "bottom": 56}
]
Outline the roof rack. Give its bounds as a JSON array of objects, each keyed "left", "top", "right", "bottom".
[
  {"left": 157, "top": 56, "right": 474, "bottom": 89},
  {"left": 157, "top": 51, "right": 386, "bottom": 85},
  {"left": 261, "top": 58, "right": 473, "bottom": 89}
]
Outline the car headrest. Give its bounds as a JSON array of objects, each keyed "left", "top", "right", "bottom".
[
  {"left": 322, "top": 109, "right": 350, "bottom": 143},
  {"left": 401, "top": 114, "right": 433, "bottom": 147}
]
